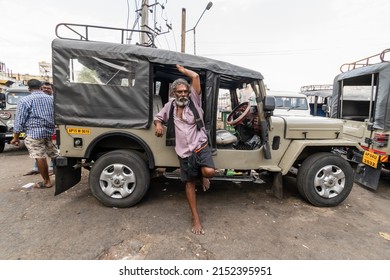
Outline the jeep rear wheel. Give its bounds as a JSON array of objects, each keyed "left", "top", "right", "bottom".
[
  {"left": 0, "top": 141, "right": 4, "bottom": 153},
  {"left": 296, "top": 152, "right": 353, "bottom": 207},
  {"left": 89, "top": 150, "right": 150, "bottom": 208}
]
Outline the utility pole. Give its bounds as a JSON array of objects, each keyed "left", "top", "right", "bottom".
[
  {"left": 181, "top": 2, "right": 213, "bottom": 55},
  {"left": 181, "top": 8, "right": 186, "bottom": 53},
  {"left": 140, "top": 0, "right": 149, "bottom": 46}
]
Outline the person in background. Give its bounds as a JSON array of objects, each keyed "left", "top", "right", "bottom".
[
  {"left": 11, "top": 79, "right": 58, "bottom": 188},
  {"left": 154, "top": 65, "right": 215, "bottom": 235},
  {"left": 23, "top": 82, "right": 55, "bottom": 176}
]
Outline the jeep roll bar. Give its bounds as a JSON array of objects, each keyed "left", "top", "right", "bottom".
[
  {"left": 55, "top": 23, "right": 156, "bottom": 47},
  {"left": 300, "top": 84, "right": 333, "bottom": 93},
  {"left": 340, "top": 48, "right": 390, "bottom": 73}
]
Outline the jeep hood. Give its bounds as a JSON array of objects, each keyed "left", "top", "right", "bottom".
[{"left": 275, "top": 116, "right": 343, "bottom": 139}]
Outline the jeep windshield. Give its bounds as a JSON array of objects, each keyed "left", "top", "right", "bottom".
[
  {"left": 267, "top": 90, "right": 310, "bottom": 116},
  {"left": 6, "top": 90, "right": 29, "bottom": 105}
]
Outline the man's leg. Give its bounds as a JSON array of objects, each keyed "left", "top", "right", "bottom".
[
  {"left": 36, "top": 158, "right": 53, "bottom": 187},
  {"left": 48, "top": 159, "right": 54, "bottom": 175},
  {"left": 185, "top": 180, "right": 204, "bottom": 235},
  {"left": 199, "top": 146, "right": 216, "bottom": 191},
  {"left": 201, "top": 166, "right": 215, "bottom": 191},
  {"left": 47, "top": 139, "right": 58, "bottom": 176},
  {"left": 24, "top": 137, "right": 53, "bottom": 187}
]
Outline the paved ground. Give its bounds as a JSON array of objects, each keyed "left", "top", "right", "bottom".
[{"left": 0, "top": 143, "right": 389, "bottom": 260}]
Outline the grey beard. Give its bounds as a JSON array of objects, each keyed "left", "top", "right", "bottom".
[{"left": 175, "top": 97, "right": 189, "bottom": 107}]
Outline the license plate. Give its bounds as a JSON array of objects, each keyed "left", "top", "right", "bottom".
[
  {"left": 5, "top": 132, "right": 25, "bottom": 138},
  {"left": 362, "top": 151, "right": 379, "bottom": 168}
]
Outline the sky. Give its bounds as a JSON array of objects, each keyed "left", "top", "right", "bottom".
[{"left": 1, "top": 0, "right": 389, "bottom": 91}]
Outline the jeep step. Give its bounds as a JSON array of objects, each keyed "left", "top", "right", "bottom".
[{"left": 163, "top": 169, "right": 266, "bottom": 183}]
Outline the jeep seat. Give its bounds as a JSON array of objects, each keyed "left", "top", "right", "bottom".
[{"left": 216, "top": 129, "right": 237, "bottom": 146}]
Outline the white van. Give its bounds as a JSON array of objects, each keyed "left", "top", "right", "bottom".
[{"left": 267, "top": 90, "right": 311, "bottom": 116}]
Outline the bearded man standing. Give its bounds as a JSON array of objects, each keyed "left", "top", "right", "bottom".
[{"left": 154, "top": 64, "right": 215, "bottom": 235}]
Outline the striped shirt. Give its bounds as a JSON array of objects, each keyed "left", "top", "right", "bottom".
[{"left": 14, "top": 90, "right": 55, "bottom": 139}]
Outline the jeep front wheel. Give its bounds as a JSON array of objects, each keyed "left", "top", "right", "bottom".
[
  {"left": 0, "top": 141, "right": 4, "bottom": 153},
  {"left": 89, "top": 150, "right": 150, "bottom": 208},
  {"left": 296, "top": 152, "right": 353, "bottom": 207}
]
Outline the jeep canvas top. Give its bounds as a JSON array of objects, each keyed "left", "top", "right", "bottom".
[
  {"left": 53, "top": 23, "right": 361, "bottom": 208},
  {"left": 329, "top": 48, "right": 390, "bottom": 189}
]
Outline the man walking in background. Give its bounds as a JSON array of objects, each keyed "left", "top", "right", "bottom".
[
  {"left": 11, "top": 79, "right": 58, "bottom": 188},
  {"left": 23, "top": 81, "right": 55, "bottom": 176}
]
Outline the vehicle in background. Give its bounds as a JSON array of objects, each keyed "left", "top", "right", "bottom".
[
  {"left": 0, "top": 87, "right": 29, "bottom": 152},
  {"left": 300, "top": 84, "right": 332, "bottom": 117},
  {"left": 329, "top": 48, "right": 390, "bottom": 190},
  {"left": 267, "top": 90, "right": 311, "bottom": 116}
]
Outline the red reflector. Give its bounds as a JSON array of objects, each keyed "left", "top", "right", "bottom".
[{"left": 373, "top": 133, "right": 389, "bottom": 148}]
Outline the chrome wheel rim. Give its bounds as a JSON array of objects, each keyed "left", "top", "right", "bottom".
[
  {"left": 99, "top": 163, "right": 136, "bottom": 199},
  {"left": 313, "top": 165, "right": 345, "bottom": 198}
]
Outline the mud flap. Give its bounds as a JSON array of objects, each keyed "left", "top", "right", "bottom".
[
  {"left": 272, "top": 172, "right": 283, "bottom": 199},
  {"left": 354, "top": 163, "right": 381, "bottom": 190},
  {"left": 54, "top": 157, "right": 81, "bottom": 195}
]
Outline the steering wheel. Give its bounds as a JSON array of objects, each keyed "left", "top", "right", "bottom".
[{"left": 227, "top": 102, "right": 251, "bottom": 126}]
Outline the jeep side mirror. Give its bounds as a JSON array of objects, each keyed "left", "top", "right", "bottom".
[{"left": 264, "top": 96, "right": 275, "bottom": 111}]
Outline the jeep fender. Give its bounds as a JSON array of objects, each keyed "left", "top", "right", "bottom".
[
  {"left": 84, "top": 131, "right": 156, "bottom": 169},
  {"left": 278, "top": 139, "right": 361, "bottom": 175}
]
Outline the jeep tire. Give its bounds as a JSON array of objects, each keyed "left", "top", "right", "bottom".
[
  {"left": 89, "top": 149, "right": 150, "bottom": 208},
  {"left": 297, "top": 152, "right": 353, "bottom": 207}
]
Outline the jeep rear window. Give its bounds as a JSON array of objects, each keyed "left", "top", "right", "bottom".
[{"left": 68, "top": 56, "right": 138, "bottom": 87}]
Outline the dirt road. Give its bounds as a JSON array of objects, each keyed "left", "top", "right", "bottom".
[{"left": 0, "top": 143, "right": 389, "bottom": 260}]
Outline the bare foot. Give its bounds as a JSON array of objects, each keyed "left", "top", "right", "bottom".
[
  {"left": 202, "top": 177, "right": 210, "bottom": 192},
  {"left": 191, "top": 217, "right": 205, "bottom": 235},
  {"left": 191, "top": 225, "right": 205, "bottom": 235},
  {"left": 33, "top": 182, "right": 53, "bottom": 189}
]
